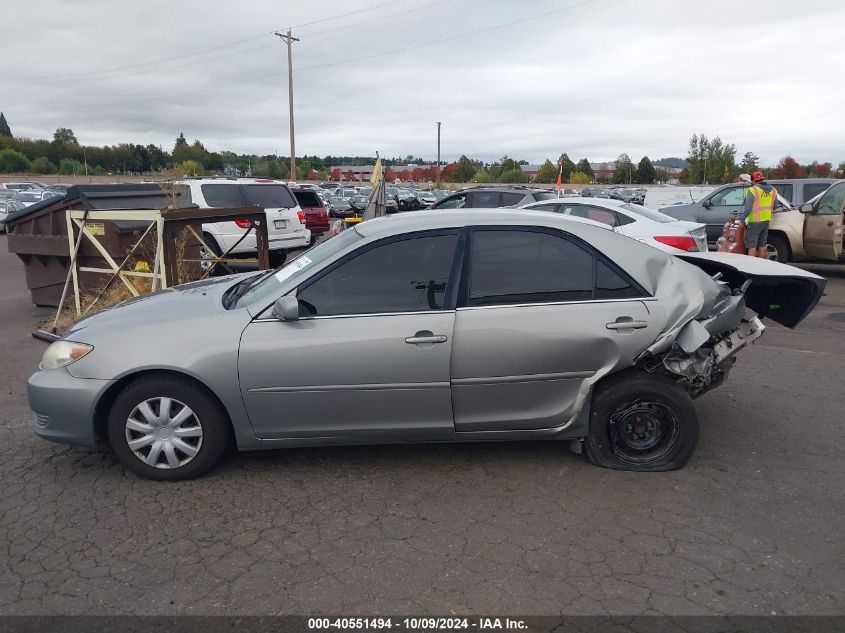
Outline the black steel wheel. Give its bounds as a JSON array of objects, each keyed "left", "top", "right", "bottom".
[{"left": 585, "top": 372, "right": 698, "bottom": 471}]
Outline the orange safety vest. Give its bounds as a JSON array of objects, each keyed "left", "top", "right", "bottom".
[{"left": 747, "top": 185, "right": 776, "bottom": 223}]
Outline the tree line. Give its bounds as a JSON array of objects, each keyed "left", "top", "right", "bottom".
[
  {"left": 678, "top": 133, "right": 843, "bottom": 184},
  {"left": 1, "top": 114, "right": 842, "bottom": 185}
]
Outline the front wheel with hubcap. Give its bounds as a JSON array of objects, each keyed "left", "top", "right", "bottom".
[
  {"left": 108, "top": 375, "right": 230, "bottom": 480},
  {"left": 585, "top": 373, "right": 698, "bottom": 471}
]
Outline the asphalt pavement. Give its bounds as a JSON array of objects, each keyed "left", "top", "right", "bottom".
[{"left": 0, "top": 235, "right": 843, "bottom": 616}]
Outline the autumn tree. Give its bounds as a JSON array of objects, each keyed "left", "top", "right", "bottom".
[{"left": 771, "top": 156, "right": 807, "bottom": 179}]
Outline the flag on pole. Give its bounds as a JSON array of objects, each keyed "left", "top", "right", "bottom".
[
  {"left": 363, "top": 153, "right": 387, "bottom": 221},
  {"left": 556, "top": 161, "right": 563, "bottom": 191},
  {"left": 370, "top": 155, "right": 383, "bottom": 188}
]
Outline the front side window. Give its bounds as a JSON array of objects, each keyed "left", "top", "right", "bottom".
[
  {"left": 709, "top": 186, "right": 745, "bottom": 207},
  {"left": 434, "top": 194, "right": 467, "bottom": 209},
  {"left": 297, "top": 233, "right": 458, "bottom": 316},
  {"left": 817, "top": 183, "right": 845, "bottom": 216},
  {"left": 468, "top": 229, "right": 594, "bottom": 306},
  {"left": 200, "top": 184, "right": 244, "bottom": 208},
  {"left": 244, "top": 184, "right": 297, "bottom": 209}
]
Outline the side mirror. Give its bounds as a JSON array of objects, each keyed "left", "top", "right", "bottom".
[
  {"left": 799, "top": 202, "right": 814, "bottom": 214},
  {"left": 701, "top": 199, "right": 712, "bottom": 209},
  {"left": 272, "top": 295, "right": 301, "bottom": 321}
]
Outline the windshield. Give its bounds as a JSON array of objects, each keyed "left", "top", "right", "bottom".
[
  {"left": 236, "top": 229, "right": 363, "bottom": 308},
  {"left": 17, "top": 192, "right": 41, "bottom": 201},
  {"left": 329, "top": 197, "right": 348, "bottom": 205},
  {"left": 620, "top": 202, "right": 676, "bottom": 223},
  {"left": 293, "top": 191, "right": 321, "bottom": 207},
  {"left": 244, "top": 184, "right": 297, "bottom": 209}
]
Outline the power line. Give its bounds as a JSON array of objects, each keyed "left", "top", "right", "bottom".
[
  {"left": 67, "top": 0, "right": 599, "bottom": 111},
  {"left": 3, "top": 0, "right": 452, "bottom": 85},
  {"left": 0, "top": 0, "right": 417, "bottom": 81}
]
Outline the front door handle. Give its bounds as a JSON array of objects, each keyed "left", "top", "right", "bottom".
[
  {"left": 606, "top": 318, "right": 648, "bottom": 330},
  {"left": 405, "top": 330, "right": 448, "bottom": 345}
]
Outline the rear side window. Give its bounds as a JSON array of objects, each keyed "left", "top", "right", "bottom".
[
  {"left": 468, "top": 230, "right": 594, "bottom": 306},
  {"left": 501, "top": 192, "right": 527, "bottom": 206},
  {"left": 468, "top": 191, "right": 501, "bottom": 208},
  {"left": 293, "top": 191, "right": 321, "bottom": 207},
  {"left": 596, "top": 260, "right": 640, "bottom": 299},
  {"left": 200, "top": 184, "right": 244, "bottom": 208},
  {"left": 532, "top": 191, "right": 558, "bottom": 201},
  {"left": 803, "top": 183, "right": 830, "bottom": 201},
  {"left": 774, "top": 183, "right": 793, "bottom": 203},
  {"left": 244, "top": 184, "right": 297, "bottom": 209},
  {"left": 562, "top": 204, "right": 617, "bottom": 227}
]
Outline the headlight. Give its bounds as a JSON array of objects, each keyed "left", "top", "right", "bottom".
[{"left": 40, "top": 341, "right": 94, "bottom": 370}]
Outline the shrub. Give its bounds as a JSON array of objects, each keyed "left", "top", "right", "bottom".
[
  {"left": 0, "top": 148, "right": 31, "bottom": 173},
  {"left": 30, "top": 157, "right": 57, "bottom": 174},
  {"left": 498, "top": 168, "right": 528, "bottom": 183},
  {"left": 570, "top": 171, "right": 592, "bottom": 184},
  {"left": 58, "top": 158, "right": 85, "bottom": 175}
]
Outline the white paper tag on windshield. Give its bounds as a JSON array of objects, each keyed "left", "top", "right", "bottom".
[{"left": 274, "top": 255, "right": 312, "bottom": 283}]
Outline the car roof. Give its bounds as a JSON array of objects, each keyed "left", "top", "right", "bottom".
[{"left": 355, "top": 208, "right": 615, "bottom": 240}]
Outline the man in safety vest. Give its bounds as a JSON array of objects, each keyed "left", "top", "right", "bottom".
[{"left": 741, "top": 171, "right": 778, "bottom": 258}]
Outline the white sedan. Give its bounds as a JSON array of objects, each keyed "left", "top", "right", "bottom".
[{"left": 519, "top": 197, "right": 708, "bottom": 253}]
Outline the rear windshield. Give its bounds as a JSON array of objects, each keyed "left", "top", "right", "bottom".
[
  {"left": 201, "top": 184, "right": 244, "bottom": 208},
  {"left": 620, "top": 203, "right": 675, "bottom": 223},
  {"left": 294, "top": 191, "right": 322, "bottom": 208},
  {"left": 244, "top": 184, "right": 297, "bottom": 209}
]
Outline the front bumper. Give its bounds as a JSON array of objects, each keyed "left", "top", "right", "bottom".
[{"left": 27, "top": 369, "right": 114, "bottom": 448}]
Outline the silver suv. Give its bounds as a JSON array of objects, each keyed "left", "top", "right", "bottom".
[{"left": 430, "top": 186, "right": 558, "bottom": 209}]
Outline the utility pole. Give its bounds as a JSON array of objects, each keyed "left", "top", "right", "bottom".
[
  {"left": 275, "top": 30, "right": 299, "bottom": 182},
  {"left": 435, "top": 121, "right": 441, "bottom": 184}
]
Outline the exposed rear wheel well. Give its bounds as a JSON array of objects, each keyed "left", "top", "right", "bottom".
[{"left": 93, "top": 369, "right": 234, "bottom": 445}]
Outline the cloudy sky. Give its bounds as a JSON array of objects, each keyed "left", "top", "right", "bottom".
[{"left": 1, "top": 0, "right": 843, "bottom": 165}]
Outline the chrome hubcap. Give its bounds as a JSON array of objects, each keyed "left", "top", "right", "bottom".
[
  {"left": 125, "top": 397, "right": 203, "bottom": 469},
  {"left": 766, "top": 244, "right": 779, "bottom": 261}
]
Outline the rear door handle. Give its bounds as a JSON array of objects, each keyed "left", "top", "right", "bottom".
[
  {"left": 405, "top": 331, "right": 448, "bottom": 345},
  {"left": 606, "top": 318, "right": 648, "bottom": 330}
]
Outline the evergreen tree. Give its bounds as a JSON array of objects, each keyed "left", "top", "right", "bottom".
[
  {"left": 576, "top": 158, "right": 593, "bottom": 179},
  {"left": 0, "top": 112, "right": 11, "bottom": 137},
  {"left": 635, "top": 156, "right": 655, "bottom": 184}
]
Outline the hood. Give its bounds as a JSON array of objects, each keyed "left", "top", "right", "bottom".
[
  {"left": 675, "top": 252, "right": 825, "bottom": 328},
  {"left": 64, "top": 273, "right": 253, "bottom": 339}
]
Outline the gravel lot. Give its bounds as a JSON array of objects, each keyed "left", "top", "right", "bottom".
[{"left": 0, "top": 234, "right": 843, "bottom": 616}]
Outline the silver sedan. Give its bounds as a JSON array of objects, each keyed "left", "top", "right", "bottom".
[{"left": 28, "top": 210, "right": 824, "bottom": 479}]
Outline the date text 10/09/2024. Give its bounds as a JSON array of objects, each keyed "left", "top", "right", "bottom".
[{"left": 307, "top": 618, "right": 528, "bottom": 630}]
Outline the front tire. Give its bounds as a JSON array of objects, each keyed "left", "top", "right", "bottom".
[
  {"left": 108, "top": 375, "right": 230, "bottom": 480},
  {"left": 585, "top": 373, "right": 699, "bottom": 471}
]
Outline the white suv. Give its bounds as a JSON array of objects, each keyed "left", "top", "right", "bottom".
[{"left": 177, "top": 178, "right": 310, "bottom": 265}]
